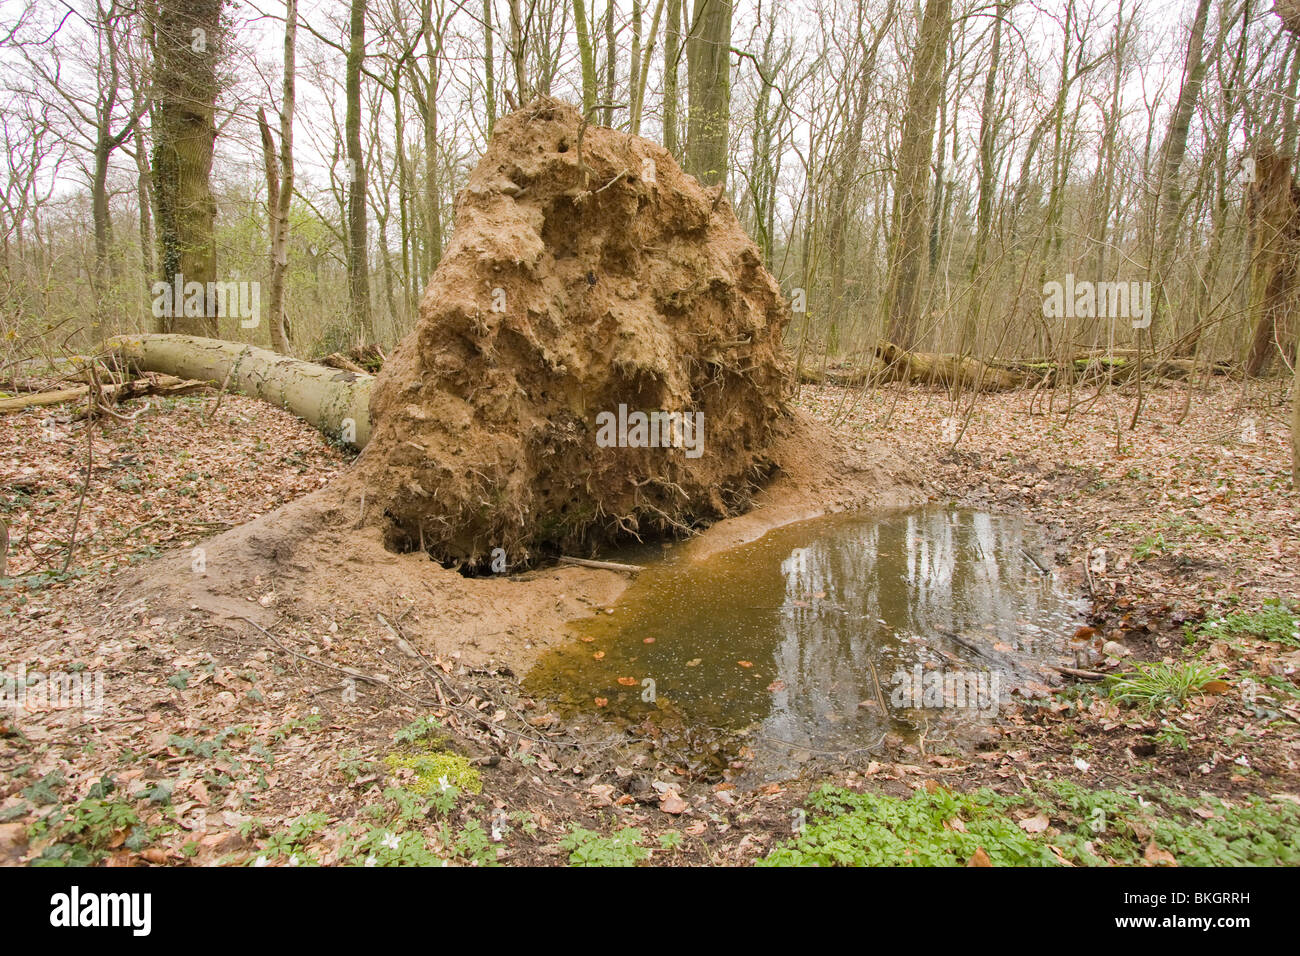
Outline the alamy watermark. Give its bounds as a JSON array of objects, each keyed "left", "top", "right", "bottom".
[
  {"left": 889, "top": 665, "right": 1000, "bottom": 716},
  {"left": 1042, "top": 275, "right": 1151, "bottom": 329},
  {"left": 595, "top": 404, "right": 705, "bottom": 459},
  {"left": 2, "top": 663, "right": 104, "bottom": 717},
  {"left": 151, "top": 273, "right": 260, "bottom": 328}
]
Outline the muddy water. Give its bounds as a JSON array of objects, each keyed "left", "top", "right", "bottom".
[{"left": 525, "top": 508, "right": 1086, "bottom": 779}]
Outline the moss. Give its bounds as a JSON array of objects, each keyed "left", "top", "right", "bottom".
[{"left": 384, "top": 751, "right": 481, "bottom": 795}]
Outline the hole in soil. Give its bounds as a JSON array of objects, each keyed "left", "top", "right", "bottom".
[
  {"left": 442, "top": 557, "right": 493, "bottom": 578},
  {"left": 524, "top": 507, "right": 1088, "bottom": 782}
]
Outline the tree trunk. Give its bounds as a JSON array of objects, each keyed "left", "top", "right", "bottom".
[
  {"left": 1148, "top": 0, "right": 1215, "bottom": 335},
  {"left": 663, "top": 0, "right": 682, "bottom": 158},
  {"left": 882, "top": 0, "right": 952, "bottom": 350},
  {"left": 257, "top": 0, "right": 297, "bottom": 355},
  {"left": 685, "top": 0, "right": 732, "bottom": 187},
  {"left": 105, "top": 334, "right": 373, "bottom": 447},
  {"left": 630, "top": 0, "right": 666, "bottom": 134},
  {"left": 1294, "top": 331, "right": 1300, "bottom": 486},
  {"left": 483, "top": 0, "right": 497, "bottom": 135},
  {"left": 1244, "top": 148, "right": 1300, "bottom": 377},
  {"left": 573, "top": 0, "right": 597, "bottom": 117},
  {"left": 510, "top": 0, "right": 529, "bottom": 105},
  {"left": 346, "top": 0, "right": 373, "bottom": 342},
  {"left": 150, "top": 0, "right": 223, "bottom": 337},
  {"left": 422, "top": 1, "right": 445, "bottom": 275}
]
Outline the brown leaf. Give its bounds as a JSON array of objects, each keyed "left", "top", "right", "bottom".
[
  {"left": 1018, "top": 813, "right": 1050, "bottom": 834},
  {"left": 1143, "top": 841, "right": 1178, "bottom": 866},
  {"left": 660, "top": 792, "right": 688, "bottom": 815},
  {"left": 966, "top": 847, "right": 992, "bottom": 867}
]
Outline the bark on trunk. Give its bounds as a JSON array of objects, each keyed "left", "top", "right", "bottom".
[
  {"left": 346, "top": 0, "right": 373, "bottom": 342},
  {"left": 105, "top": 334, "right": 373, "bottom": 447},
  {"left": 685, "top": 0, "right": 733, "bottom": 187},
  {"left": 150, "top": 0, "right": 222, "bottom": 337},
  {"left": 1244, "top": 147, "right": 1300, "bottom": 377},
  {"left": 882, "top": 0, "right": 952, "bottom": 349}
]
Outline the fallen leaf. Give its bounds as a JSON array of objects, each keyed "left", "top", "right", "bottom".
[
  {"left": 1143, "top": 841, "right": 1177, "bottom": 866},
  {"left": 660, "top": 792, "right": 688, "bottom": 815},
  {"left": 967, "top": 847, "right": 992, "bottom": 867},
  {"left": 1019, "top": 813, "right": 1050, "bottom": 834}
]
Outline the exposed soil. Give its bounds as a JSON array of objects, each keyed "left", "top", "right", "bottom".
[
  {"left": 75, "top": 97, "right": 923, "bottom": 677},
  {"left": 352, "top": 97, "right": 804, "bottom": 568}
]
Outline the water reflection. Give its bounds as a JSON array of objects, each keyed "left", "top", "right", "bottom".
[{"left": 524, "top": 508, "right": 1084, "bottom": 778}]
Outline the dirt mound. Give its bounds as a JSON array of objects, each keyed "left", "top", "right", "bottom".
[
  {"left": 351, "top": 98, "right": 794, "bottom": 569},
  {"left": 102, "top": 99, "right": 922, "bottom": 677}
]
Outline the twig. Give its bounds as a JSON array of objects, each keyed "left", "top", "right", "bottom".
[
  {"left": 1020, "top": 547, "right": 1051, "bottom": 574},
  {"left": 1047, "top": 663, "right": 1106, "bottom": 680},
  {"left": 62, "top": 399, "right": 96, "bottom": 574},
  {"left": 558, "top": 555, "right": 644, "bottom": 573},
  {"left": 206, "top": 361, "right": 238, "bottom": 422}
]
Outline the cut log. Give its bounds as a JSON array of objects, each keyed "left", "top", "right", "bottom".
[{"left": 104, "top": 334, "right": 373, "bottom": 447}]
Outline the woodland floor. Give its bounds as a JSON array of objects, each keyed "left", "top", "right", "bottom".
[{"left": 1, "top": 380, "right": 1297, "bottom": 866}]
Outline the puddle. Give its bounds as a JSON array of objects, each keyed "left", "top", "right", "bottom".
[{"left": 524, "top": 508, "right": 1088, "bottom": 780}]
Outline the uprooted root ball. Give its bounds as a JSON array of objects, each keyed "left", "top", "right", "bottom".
[{"left": 355, "top": 98, "right": 795, "bottom": 568}]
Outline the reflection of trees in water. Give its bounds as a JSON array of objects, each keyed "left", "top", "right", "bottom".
[
  {"left": 760, "top": 511, "right": 1058, "bottom": 754},
  {"left": 532, "top": 509, "right": 1081, "bottom": 773}
]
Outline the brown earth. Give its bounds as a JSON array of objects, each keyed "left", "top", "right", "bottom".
[
  {"left": 95, "top": 98, "right": 923, "bottom": 670},
  {"left": 102, "top": 403, "right": 921, "bottom": 675},
  {"left": 354, "top": 97, "right": 803, "bottom": 568}
]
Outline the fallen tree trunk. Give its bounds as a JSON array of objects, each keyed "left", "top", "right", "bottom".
[
  {"left": 796, "top": 359, "right": 884, "bottom": 386},
  {"left": 989, "top": 352, "right": 1234, "bottom": 380},
  {"left": 876, "top": 343, "right": 1030, "bottom": 391},
  {"left": 0, "top": 373, "right": 207, "bottom": 415},
  {"left": 0, "top": 386, "right": 95, "bottom": 413},
  {"left": 104, "top": 334, "right": 374, "bottom": 447}
]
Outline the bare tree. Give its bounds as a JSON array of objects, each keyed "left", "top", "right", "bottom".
[
  {"left": 257, "top": 0, "right": 298, "bottom": 353},
  {"left": 685, "top": 0, "right": 732, "bottom": 186},
  {"left": 882, "top": 0, "right": 952, "bottom": 349}
]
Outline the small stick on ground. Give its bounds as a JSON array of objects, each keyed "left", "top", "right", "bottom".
[{"left": 558, "top": 555, "right": 644, "bottom": 573}]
